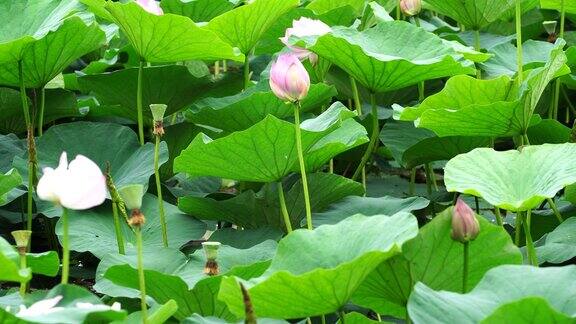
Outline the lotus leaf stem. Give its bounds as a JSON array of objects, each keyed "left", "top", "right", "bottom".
[
  {"left": 61, "top": 207, "right": 70, "bottom": 284},
  {"left": 278, "top": 182, "right": 293, "bottom": 233},
  {"left": 294, "top": 101, "right": 313, "bottom": 230},
  {"left": 137, "top": 60, "right": 145, "bottom": 145},
  {"left": 523, "top": 210, "right": 538, "bottom": 266},
  {"left": 154, "top": 135, "right": 168, "bottom": 247}
]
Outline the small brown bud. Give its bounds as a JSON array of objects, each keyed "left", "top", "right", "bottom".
[{"left": 128, "top": 209, "right": 146, "bottom": 228}]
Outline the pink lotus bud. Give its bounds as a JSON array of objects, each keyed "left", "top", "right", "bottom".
[
  {"left": 451, "top": 198, "right": 480, "bottom": 243},
  {"left": 135, "top": 0, "right": 163, "bottom": 15},
  {"left": 269, "top": 54, "right": 310, "bottom": 102},
  {"left": 37, "top": 152, "right": 107, "bottom": 210},
  {"left": 400, "top": 0, "right": 422, "bottom": 16},
  {"left": 280, "top": 18, "right": 331, "bottom": 64}
]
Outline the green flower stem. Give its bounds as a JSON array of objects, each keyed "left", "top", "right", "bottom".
[
  {"left": 37, "top": 87, "right": 45, "bottom": 136},
  {"left": 154, "top": 135, "right": 168, "bottom": 248},
  {"left": 222, "top": 60, "right": 228, "bottom": 73},
  {"left": 112, "top": 202, "right": 125, "bottom": 255},
  {"left": 424, "top": 163, "right": 434, "bottom": 198},
  {"left": 277, "top": 182, "right": 293, "bottom": 233},
  {"left": 409, "top": 168, "right": 416, "bottom": 196},
  {"left": 244, "top": 54, "right": 250, "bottom": 89},
  {"left": 462, "top": 241, "right": 469, "bottom": 292},
  {"left": 214, "top": 61, "right": 220, "bottom": 77},
  {"left": 414, "top": 17, "right": 427, "bottom": 100},
  {"left": 19, "top": 252, "right": 27, "bottom": 297},
  {"left": 19, "top": 61, "right": 34, "bottom": 234},
  {"left": 523, "top": 210, "right": 538, "bottom": 266},
  {"left": 547, "top": 198, "right": 564, "bottom": 224},
  {"left": 135, "top": 226, "right": 148, "bottom": 323},
  {"left": 61, "top": 207, "right": 70, "bottom": 284},
  {"left": 551, "top": 0, "right": 566, "bottom": 120},
  {"left": 339, "top": 311, "right": 347, "bottom": 324},
  {"left": 352, "top": 93, "right": 378, "bottom": 182},
  {"left": 137, "top": 60, "right": 145, "bottom": 145},
  {"left": 494, "top": 207, "right": 504, "bottom": 227},
  {"left": 294, "top": 101, "right": 313, "bottom": 230},
  {"left": 350, "top": 76, "right": 362, "bottom": 115},
  {"left": 474, "top": 29, "right": 482, "bottom": 79},
  {"left": 559, "top": 0, "right": 566, "bottom": 39},
  {"left": 514, "top": 212, "right": 523, "bottom": 246},
  {"left": 515, "top": 0, "right": 524, "bottom": 84}
]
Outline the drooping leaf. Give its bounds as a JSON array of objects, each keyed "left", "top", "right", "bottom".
[
  {"left": 174, "top": 103, "right": 365, "bottom": 182},
  {"left": 381, "top": 120, "right": 491, "bottom": 169},
  {"left": 352, "top": 208, "right": 522, "bottom": 318},
  {"left": 0, "top": 0, "right": 81, "bottom": 63},
  {"left": 160, "top": 0, "right": 234, "bottom": 22},
  {"left": 424, "top": 0, "right": 516, "bottom": 30},
  {"left": 218, "top": 213, "right": 419, "bottom": 319},
  {"left": 0, "top": 15, "right": 106, "bottom": 88},
  {"left": 531, "top": 217, "right": 576, "bottom": 264},
  {"left": 0, "top": 169, "right": 21, "bottom": 207},
  {"left": 480, "top": 40, "right": 557, "bottom": 78},
  {"left": 57, "top": 194, "right": 206, "bottom": 259},
  {"left": 78, "top": 65, "right": 236, "bottom": 124},
  {"left": 179, "top": 173, "right": 364, "bottom": 231},
  {"left": 407, "top": 265, "right": 576, "bottom": 323},
  {"left": 36, "top": 122, "right": 167, "bottom": 190},
  {"left": 206, "top": 0, "right": 299, "bottom": 54},
  {"left": 185, "top": 82, "right": 337, "bottom": 132},
  {"left": 444, "top": 143, "right": 576, "bottom": 211},
  {"left": 526, "top": 119, "right": 572, "bottom": 144},
  {"left": 301, "top": 21, "right": 475, "bottom": 93},
  {"left": 105, "top": 1, "right": 243, "bottom": 63},
  {"left": 0, "top": 237, "right": 31, "bottom": 283},
  {"left": 312, "top": 195, "right": 429, "bottom": 227}
]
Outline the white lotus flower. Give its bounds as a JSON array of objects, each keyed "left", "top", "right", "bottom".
[
  {"left": 37, "top": 152, "right": 107, "bottom": 210},
  {"left": 17, "top": 296, "right": 63, "bottom": 316},
  {"left": 135, "top": 0, "right": 163, "bottom": 15},
  {"left": 75, "top": 302, "right": 122, "bottom": 311},
  {"left": 280, "top": 18, "right": 331, "bottom": 64}
]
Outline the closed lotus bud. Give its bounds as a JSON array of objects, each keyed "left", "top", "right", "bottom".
[
  {"left": 451, "top": 198, "right": 480, "bottom": 243},
  {"left": 400, "top": 0, "right": 422, "bottom": 16},
  {"left": 280, "top": 18, "right": 331, "bottom": 64},
  {"left": 269, "top": 54, "right": 310, "bottom": 103},
  {"left": 135, "top": 0, "right": 163, "bottom": 15}
]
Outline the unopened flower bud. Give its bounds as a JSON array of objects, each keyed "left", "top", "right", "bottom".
[
  {"left": 451, "top": 198, "right": 480, "bottom": 243},
  {"left": 400, "top": 0, "right": 422, "bottom": 16},
  {"left": 118, "top": 184, "right": 144, "bottom": 211},
  {"left": 202, "top": 241, "right": 221, "bottom": 276},
  {"left": 11, "top": 230, "right": 32, "bottom": 254},
  {"left": 269, "top": 54, "right": 310, "bottom": 103}
]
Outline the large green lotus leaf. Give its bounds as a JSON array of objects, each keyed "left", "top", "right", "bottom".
[
  {"left": 527, "top": 119, "right": 571, "bottom": 144},
  {"left": 482, "top": 297, "right": 575, "bottom": 324},
  {"left": 179, "top": 173, "right": 363, "bottom": 231},
  {"left": 302, "top": 21, "right": 475, "bottom": 93},
  {"left": 444, "top": 144, "right": 576, "bottom": 211},
  {"left": 218, "top": 213, "right": 419, "bottom": 319},
  {"left": 208, "top": 227, "right": 283, "bottom": 249},
  {"left": 424, "top": 0, "right": 515, "bottom": 30},
  {"left": 12, "top": 284, "right": 126, "bottom": 324},
  {"left": 185, "top": 82, "right": 337, "bottom": 132},
  {"left": 381, "top": 120, "right": 491, "bottom": 169},
  {"left": 0, "top": 1, "right": 80, "bottom": 63},
  {"left": 0, "top": 169, "right": 21, "bottom": 207},
  {"left": 352, "top": 208, "right": 522, "bottom": 319},
  {"left": 0, "top": 88, "right": 79, "bottom": 134},
  {"left": 206, "top": 0, "right": 298, "bottom": 54},
  {"left": 57, "top": 194, "right": 207, "bottom": 259},
  {"left": 400, "top": 42, "right": 568, "bottom": 137},
  {"left": 407, "top": 265, "right": 576, "bottom": 323},
  {"left": 541, "top": 0, "right": 576, "bottom": 14},
  {"left": 0, "top": 237, "right": 60, "bottom": 277},
  {"left": 105, "top": 2, "right": 242, "bottom": 63},
  {"left": 104, "top": 243, "right": 276, "bottom": 320},
  {"left": 306, "top": 0, "right": 366, "bottom": 26},
  {"left": 161, "top": 0, "right": 234, "bottom": 22},
  {"left": 531, "top": 217, "right": 576, "bottom": 264},
  {"left": 0, "top": 237, "right": 31, "bottom": 283},
  {"left": 0, "top": 16, "right": 106, "bottom": 88},
  {"left": 36, "top": 122, "right": 167, "bottom": 189},
  {"left": 312, "top": 196, "right": 429, "bottom": 227},
  {"left": 174, "top": 103, "right": 360, "bottom": 182},
  {"left": 78, "top": 65, "right": 230, "bottom": 124},
  {"left": 480, "top": 40, "right": 557, "bottom": 78},
  {"left": 0, "top": 134, "right": 24, "bottom": 173}
]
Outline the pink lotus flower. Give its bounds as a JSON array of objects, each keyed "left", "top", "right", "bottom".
[
  {"left": 280, "top": 18, "right": 331, "bottom": 64},
  {"left": 269, "top": 54, "right": 310, "bottom": 102},
  {"left": 37, "top": 152, "right": 107, "bottom": 210},
  {"left": 451, "top": 198, "right": 480, "bottom": 243},
  {"left": 400, "top": 0, "right": 422, "bottom": 16},
  {"left": 135, "top": 0, "right": 163, "bottom": 15}
]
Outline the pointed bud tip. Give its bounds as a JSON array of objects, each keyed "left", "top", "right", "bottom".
[{"left": 451, "top": 198, "right": 480, "bottom": 243}]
